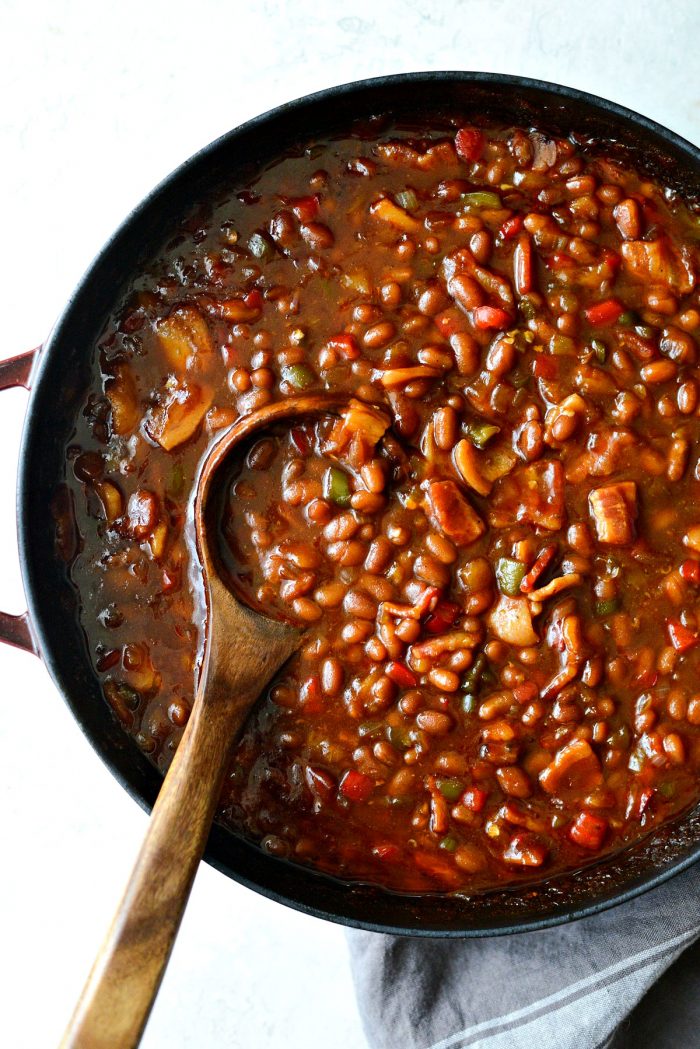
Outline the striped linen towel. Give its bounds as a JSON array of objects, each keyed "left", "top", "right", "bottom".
[{"left": 347, "top": 863, "right": 700, "bottom": 1049}]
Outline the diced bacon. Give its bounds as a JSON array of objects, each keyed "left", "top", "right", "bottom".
[
  {"left": 519, "top": 544, "right": 558, "bottom": 593},
  {"left": 147, "top": 380, "right": 213, "bottom": 451},
  {"left": 453, "top": 438, "right": 491, "bottom": 496},
  {"left": 455, "top": 127, "right": 484, "bottom": 163},
  {"left": 325, "top": 400, "right": 390, "bottom": 468},
  {"left": 568, "top": 812, "right": 608, "bottom": 850},
  {"left": 621, "top": 237, "right": 695, "bottom": 294},
  {"left": 589, "top": 482, "right": 637, "bottom": 545},
  {"left": 155, "top": 305, "right": 214, "bottom": 372},
  {"left": 489, "top": 460, "right": 565, "bottom": 531},
  {"left": 488, "top": 595, "right": 538, "bottom": 647},
  {"left": 424, "top": 479, "right": 486, "bottom": 546},
  {"left": 376, "top": 365, "right": 442, "bottom": 387},
  {"left": 502, "top": 832, "right": 548, "bottom": 867},
  {"left": 539, "top": 738, "right": 601, "bottom": 795},
  {"left": 369, "top": 197, "right": 421, "bottom": 233},
  {"left": 410, "top": 631, "right": 481, "bottom": 661},
  {"left": 530, "top": 133, "right": 558, "bottom": 172},
  {"left": 426, "top": 776, "right": 450, "bottom": 835},
  {"left": 498, "top": 801, "right": 547, "bottom": 832}
]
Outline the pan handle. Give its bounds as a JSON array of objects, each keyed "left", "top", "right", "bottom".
[{"left": 0, "top": 348, "right": 40, "bottom": 655}]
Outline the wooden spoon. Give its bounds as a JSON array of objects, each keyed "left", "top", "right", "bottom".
[{"left": 61, "top": 393, "right": 346, "bottom": 1049}]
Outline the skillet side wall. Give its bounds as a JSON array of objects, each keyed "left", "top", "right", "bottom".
[{"left": 18, "top": 72, "right": 700, "bottom": 935}]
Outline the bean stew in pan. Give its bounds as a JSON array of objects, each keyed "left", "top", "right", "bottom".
[{"left": 59, "top": 119, "right": 700, "bottom": 892}]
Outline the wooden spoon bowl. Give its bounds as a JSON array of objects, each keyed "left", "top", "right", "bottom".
[{"left": 61, "top": 393, "right": 348, "bottom": 1049}]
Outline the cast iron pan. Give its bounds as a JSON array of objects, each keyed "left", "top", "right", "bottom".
[{"left": 5, "top": 72, "right": 700, "bottom": 936}]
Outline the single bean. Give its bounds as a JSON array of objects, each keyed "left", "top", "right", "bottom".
[
  {"left": 321, "top": 657, "right": 344, "bottom": 696},
  {"left": 425, "top": 532, "right": 457, "bottom": 564},
  {"left": 365, "top": 536, "right": 394, "bottom": 573},
  {"left": 343, "top": 589, "right": 378, "bottom": 620},
  {"left": 292, "top": 597, "right": 322, "bottom": 622},
  {"left": 314, "top": 581, "right": 347, "bottom": 608},
  {"left": 416, "top": 710, "right": 454, "bottom": 736},
  {"left": 326, "top": 540, "right": 367, "bottom": 566},
  {"left": 364, "top": 321, "right": 396, "bottom": 349},
  {"left": 428, "top": 668, "right": 460, "bottom": 692}
]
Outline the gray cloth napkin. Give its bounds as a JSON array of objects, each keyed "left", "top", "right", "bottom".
[{"left": 347, "top": 863, "right": 700, "bottom": 1049}]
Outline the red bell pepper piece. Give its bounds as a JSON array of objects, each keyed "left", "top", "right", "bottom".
[
  {"left": 243, "top": 288, "right": 263, "bottom": 310},
  {"left": 512, "top": 681, "right": 539, "bottom": 704},
  {"left": 305, "top": 765, "right": 335, "bottom": 801},
  {"left": 626, "top": 786, "right": 654, "bottom": 820},
  {"left": 327, "top": 332, "right": 361, "bottom": 360},
  {"left": 289, "top": 426, "right": 311, "bottom": 456},
  {"left": 385, "top": 661, "right": 418, "bottom": 689},
  {"left": 680, "top": 559, "right": 700, "bottom": 584},
  {"left": 532, "top": 355, "right": 558, "bottom": 380},
  {"left": 300, "top": 674, "right": 324, "bottom": 714},
  {"left": 499, "top": 214, "right": 524, "bottom": 240},
  {"left": 455, "top": 127, "right": 484, "bottom": 163},
  {"left": 424, "top": 600, "right": 460, "bottom": 634},
  {"left": 461, "top": 787, "right": 488, "bottom": 812},
  {"left": 568, "top": 811, "right": 608, "bottom": 850},
  {"left": 472, "top": 305, "right": 511, "bottom": 330},
  {"left": 600, "top": 247, "right": 621, "bottom": 273},
  {"left": 434, "top": 308, "right": 465, "bottom": 339},
  {"left": 372, "top": 843, "right": 400, "bottom": 862},
  {"left": 340, "top": 769, "right": 374, "bottom": 802},
  {"left": 667, "top": 618, "right": 699, "bottom": 654},
  {"left": 287, "top": 195, "right": 320, "bottom": 222},
  {"left": 633, "top": 669, "right": 658, "bottom": 689},
  {"left": 545, "top": 253, "right": 576, "bottom": 271},
  {"left": 415, "top": 586, "right": 443, "bottom": 617},
  {"left": 503, "top": 832, "right": 548, "bottom": 867},
  {"left": 584, "top": 298, "right": 624, "bottom": 327}
]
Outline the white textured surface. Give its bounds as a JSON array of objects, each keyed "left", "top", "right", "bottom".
[{"left": 1, "top": 3, "right": 699, "bottom": 1047}]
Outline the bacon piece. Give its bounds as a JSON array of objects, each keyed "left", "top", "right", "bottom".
[
  {"left": 526, "top": 572, "right": 583, "bottom": 604},
  {"left": 568, "top": 812, "right": 608, "bottom": 850},
  {"left": 539, "top": 738, "right": 602, "bottom": 795},
  {"left": 325, "top": 400, "right": 391, "bottom": 469},
  {"left": 369, "top": 197, "right": 421, "bottom": 233},
  {"left": 488, "top": 595, "right": 538, "bottom": 647},
  {"left": 589, "top": 481, "right": 637, "bottom": 545},
  {"left": 520, "top": 544, "right": 558, "bottom": 593},
  {"left": 155, "top": 305, "right": 214, "bottom": 372},
  {"left": 621, "top": 237, "right": 695, "bottom": 294},
  {"left": 490, "top": 460, "right": 565, "bottom": 531},
  {"left": 105, "top": 364, "right": 140, "bottom": 436},
  {"left": 147, "top": 380, "right": 213, "bottom": 451},
  {"left": 424, "top": 479, "right": 486, "bottom": 546},
  {"left": 502, "top": 832, "right": 548, "bottom": 867},
  {"left": 410, "top": 630, "right": 481, "bottom": 660},
  {"left": 375, "top": 365, "right": 442, "bottom": 387},
  {"left": 426, "top": 776, "right": 450, "bottom": 835},
  {"left": 453, "top": 438, "right": 491, "bottom": 496}
]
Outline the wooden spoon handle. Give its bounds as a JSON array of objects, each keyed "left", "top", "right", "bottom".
[{"left": 59, "top": 692, "right": 232, "bottom": 1049}]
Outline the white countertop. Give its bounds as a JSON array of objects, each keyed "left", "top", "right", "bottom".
[{"left": 2, "top": 2, "right": 699, "bottom": 1046}]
